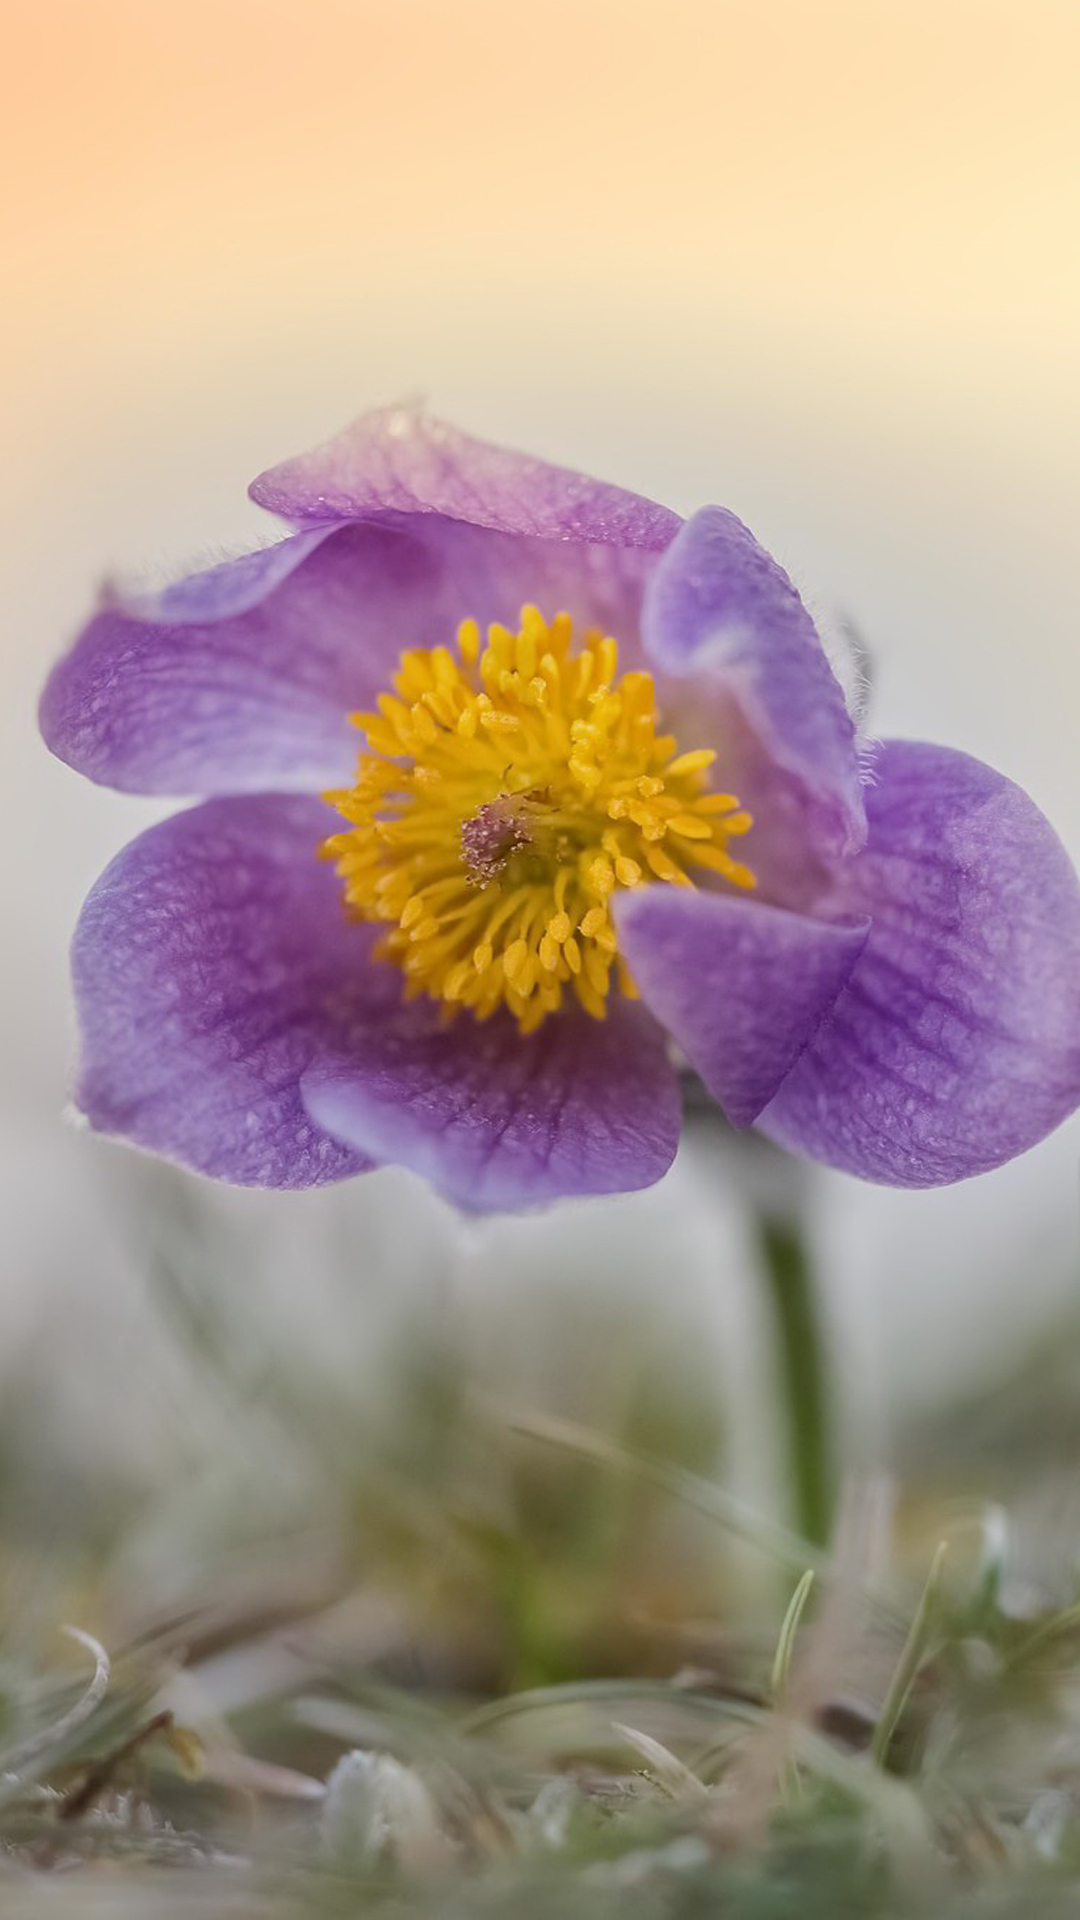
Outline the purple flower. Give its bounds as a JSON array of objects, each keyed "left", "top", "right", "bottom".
[{"left": 41, "top": 408, "right": 1080, "bottom": 1208}]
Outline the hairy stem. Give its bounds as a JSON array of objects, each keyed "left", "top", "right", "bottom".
[{"left": 755, "top": 1210, "right": 834, "bottom": 1549}]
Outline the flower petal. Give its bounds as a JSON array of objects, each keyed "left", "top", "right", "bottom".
[
  {"left": 42, "top": 517, "right": 657, "bottom": 797},
  {"left": 642, "top": 506, "right": 866, "bottom": 864},
  {"left": 71, "top": 794, "right": 395, "bottom": 1187},
  {"left": 300, "top": 1000, "right": 681, "bottom": 1212},
  {"left": 759, "top": 741, "right": 1080, "bottom": 1184},
  {"left": 250, "top": 404, "right": 682, "bottom": 549},
  {"left": 614, "top": 889, "right": 868, "bottom": 1126}
]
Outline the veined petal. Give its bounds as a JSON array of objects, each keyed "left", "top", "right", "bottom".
[
  {"left": 759, "top": 741, "right": 1080, "bottom": 1185},
  {"left": 250, "top": 404, "right": 682, "bottom": 548},
  {"left": 300, "top": 1000, "right": 681, "bottom": 1212},
  {"left": 641, "top": 506, "right": 866, "bottom": 864},
  {"left": 41, "top": 516, "right": 657, "bottom": 797},
  {"left": 615, "top": 889, "right": 868, "bottom": 1126},
  {"left": 71, "top": 794, "right": 392, "bottom": 1188}
]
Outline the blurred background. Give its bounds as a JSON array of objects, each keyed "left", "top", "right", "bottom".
[{"left": 1, "top": 3, "right": 1080, "bottom": 1885}]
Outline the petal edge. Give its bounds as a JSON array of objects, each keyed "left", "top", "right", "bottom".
[
  {"left": 250, "top": 405, "right": 682, "bottom": 549},
  {"left": 642, "top": 506, "right": 866, "bottom": 860},
  {"left": 71, "top": 794, "right": 388, "bottom": 1188},
  {"left": 301, "top": 999, "right": 681, "bottom": 1212},
  {"left": 615, "top": 887, "right": 868, "bottom": 1126},
  {"left": 760, "top": 741, "right": 1080, "bottom": 1185}
]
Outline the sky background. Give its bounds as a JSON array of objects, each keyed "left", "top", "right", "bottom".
[{"left": 4, "top": 0, "right": 1079, "bottom": 1453}]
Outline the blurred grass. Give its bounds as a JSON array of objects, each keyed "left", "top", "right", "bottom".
[{"left": 4, "top": 1145, "right": 1080, "bottom": 1914}]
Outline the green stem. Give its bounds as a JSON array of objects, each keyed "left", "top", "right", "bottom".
[{"left": 755, "top": 1211, "right": 834, "bottom": 1549}]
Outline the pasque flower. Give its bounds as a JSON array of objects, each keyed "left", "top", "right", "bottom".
[{"left": 41, "top": 409, "right": 1080, "bottom": 1208}]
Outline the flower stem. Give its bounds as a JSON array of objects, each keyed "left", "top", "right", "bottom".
[{"left": 755, "top": 1209, "right": 834, "bottom": 1549}]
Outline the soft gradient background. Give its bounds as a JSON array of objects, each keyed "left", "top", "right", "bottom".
[{"left": 4, "top": 0, "right": 1079, "bottom": 1477}]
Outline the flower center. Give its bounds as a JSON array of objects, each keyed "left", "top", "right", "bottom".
[{"left": 323, "top": 606, "right": 755, "bottom": 1033}]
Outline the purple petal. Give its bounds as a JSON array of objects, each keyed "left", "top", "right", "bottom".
[
  {"left": 614, "top": 889, "right": 868, "bottom": 1126},
  {"left": 759, "top": 742, "right": 1080, "bottom": 1185},
  {"left": 71, "top": 794, "right": 395, "bottom": 1188},
  {"left": 300, "top": 999, "right": 681, "bottom": 1212},
  {"left": 250, "top": 404, "right": 682, "bottom": 549},
  {"left": 642, "top": 507, "right": 866, "bottom": 866},
  {"left": 42, "top": 517, "right": 658, "bottom": 797}
]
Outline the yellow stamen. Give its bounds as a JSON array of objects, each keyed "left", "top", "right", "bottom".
[{"left": 323, "top": 608, "right": 755, "bottom": 1032}]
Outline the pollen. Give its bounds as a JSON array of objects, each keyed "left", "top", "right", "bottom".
[{"left": 323, "top": 607, "right": 756, "bottom": 1032}]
